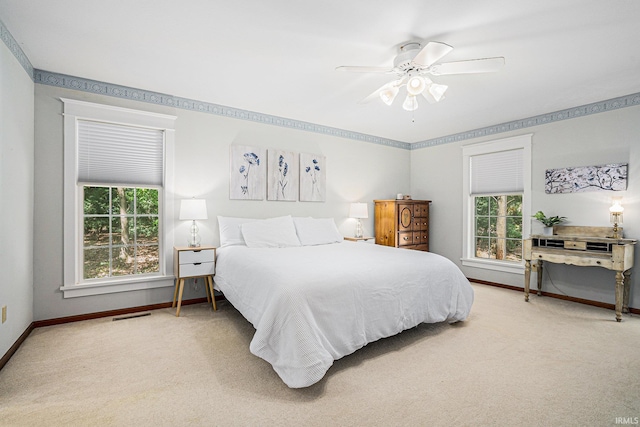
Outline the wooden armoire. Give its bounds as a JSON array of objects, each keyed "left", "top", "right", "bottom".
[{"left": 374, "top": 199, "right": 431, "bottom": 251}]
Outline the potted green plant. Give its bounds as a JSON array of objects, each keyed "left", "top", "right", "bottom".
[{"left": 532, "top": 211, "right": 567, "bottom": 235}]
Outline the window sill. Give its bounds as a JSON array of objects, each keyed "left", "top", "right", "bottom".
[
  {"left": 461, "top": 258, "right": 524, "bottom": 275},
  {"left": 60, "top": 275, "right": 174, "bottom": 298}
]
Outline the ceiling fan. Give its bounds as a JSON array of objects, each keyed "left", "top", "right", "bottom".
[{"left": 336, "top": 41, "right": 505, "bottom": 111}]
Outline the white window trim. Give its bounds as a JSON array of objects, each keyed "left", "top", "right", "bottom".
[
  {"left": 61, "top": 98, "right": 177, "bottom": 298},
  {"left": 461, "top": 134, "right": 532, "bottom": 274}
]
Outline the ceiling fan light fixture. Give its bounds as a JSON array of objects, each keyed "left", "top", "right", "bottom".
[
  {"left": 428, "top": 83, "right": 448, "bottom": 102},
  {"left": 338, "top": 40, "right": 505, "bottom": 109},
  {"left": 402, "top": 94, "right": 419, "bottom": 111},
  {"left": 406, "top": 76, "right": 426, "bottom": 96},
  {"left": 379, "top": 86, "right": 399, "bottom": 105}
]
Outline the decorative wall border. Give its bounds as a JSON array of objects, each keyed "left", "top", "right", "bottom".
[
  {"left": 3, "top": 18, "right": 640, "bottom": 152},
  {"left": 34, "top": 70, "right": 410, "bottom": 150},
  {"left": 0, "top": 17, "right": 34, "bottom": 79},
  {"left": 32, "top": 69, "right": 640, "bottom": 152},
  {"left": 411, "top": 92, "right": 640, "bottom": 150}
]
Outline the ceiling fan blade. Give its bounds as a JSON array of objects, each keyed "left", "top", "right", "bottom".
[
  {"left": 335, "top": 66, "right": 394, "bottom": 73},
  {"left": 412, "top": 41, "right": 454, "bottom": 67},
  {"left": 430, "top": 57, "right": 505, "bottom": 75},
  {"left": 358, "top": 79, "right": 404, "bottom": 104}
]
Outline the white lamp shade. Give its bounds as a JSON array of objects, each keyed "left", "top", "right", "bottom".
[
  {"left": 179, "top": 199, "right": 208, "bottom": 220},
  {"left": 380, "top": 86, "right": 400, "bottom": 105},
  {"left": 349, "top": 202, "right": 368, "bottom": 219},
  {"left": 609, "top": 200, "right": 624, "bottom": 213},
  {"left": 406, "top": 76, "right": 426, "bottom": 96},
  {"left": 428, "top": 83, "right": 448, "bottom": 102},
  {"left": 402, "top": 94, "right": 419, "bottom": 111}
]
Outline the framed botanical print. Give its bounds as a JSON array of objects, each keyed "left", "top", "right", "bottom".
[
  {"left": 267, "top": 149, "right": 298, "bottom": 201},
  {"left": 229, "top": 145, "right": 266, "bottom": 200},
  {"left": 299, "top": 153, "right": 326, "bottom": 202}
]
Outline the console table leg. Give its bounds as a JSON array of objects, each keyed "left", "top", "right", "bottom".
[
  {"left": 537, "top": 260, "right": 544, "bottom": 296},
  {"left": 524, "top": 260, "right": 531, "bottom": 302},
  {"left": 615, "top": 271, "right": 624, "bottom": 322},
  {"left": 623, "top": 270, "right": 631, "bottom": 314}
]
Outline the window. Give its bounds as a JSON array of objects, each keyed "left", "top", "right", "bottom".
[
  {"left": 474, "top": 195, "right": 522, "bottom": 261},
  {"left": 83, "top": 186, "right": 159, "bottom": 279},
  {"left": 462, "top": 134, "right": 531, "bottom": 274},
  {"left": 61, "top": 99, "right": 176, "bottom": 298}
]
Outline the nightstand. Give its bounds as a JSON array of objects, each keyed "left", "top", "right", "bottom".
[
  {"left": 344, "top": 236, "right": 375, "bottom": 242},
  {"left": 173, "top": 246, "right": 217, "bottom": 317}
]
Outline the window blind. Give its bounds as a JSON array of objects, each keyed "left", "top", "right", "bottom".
[
  {"left": 470, "top": 148, "right": 523, "bottom": 194},
  {"left": 78, "top": 120, "right": 164, "bottom": 186}
]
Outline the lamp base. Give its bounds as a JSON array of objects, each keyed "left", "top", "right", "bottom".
[
  {"left": 354, "top": 219, "right": 363, "bottom": 238},
  {"left": 612, "top": 223, "right": 622, "bottom": 240},
  {"left": 188, "top": 220, "right": 201, "bottom": 247}
]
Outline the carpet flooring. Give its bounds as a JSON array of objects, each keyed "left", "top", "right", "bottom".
[{"left": 1, "top": 283, "right": 639, "bottom": 426}]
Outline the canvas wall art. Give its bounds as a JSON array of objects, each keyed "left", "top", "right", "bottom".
[
  {"left": 267, "top": 149, "right": 298, "bottom": 201},
  {"left": 545, "top": 163, "right": 628, "bottom": 194},
  {"left": 299, "top": 153, "right": 326, "bottom": 202},
  {"left": 229, "top": 145, "right": 266, "bottom": 200}
]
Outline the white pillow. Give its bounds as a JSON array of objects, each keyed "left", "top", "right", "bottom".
[
  {"left": 293, "top": 217, "right": 343, "bottom": 246},
  {"left": 240, "top": 215, "right": 302, "bottom": 248},
  {"left": 217, "top": 216, "right": 257, "bottom": 247}
]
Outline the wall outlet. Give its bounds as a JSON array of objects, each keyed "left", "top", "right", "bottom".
[{"left": 1, "top": 306, "right": 6, "bottom": 324}]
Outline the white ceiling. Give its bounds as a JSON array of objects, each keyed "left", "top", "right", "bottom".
[{"left": 2, "top": 0, "right": 640, "bottom": 144}]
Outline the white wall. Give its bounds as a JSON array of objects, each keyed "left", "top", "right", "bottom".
[
  {"left": 0, "top": 41, "right": 34, "bottom": 355},
  {"left": 410, "top": 105, "right": 640, "bottom": 308},
  {"left": 33, "top": 84, "right": 410, "bottom": 321}
]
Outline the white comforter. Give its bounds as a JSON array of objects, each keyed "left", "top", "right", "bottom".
[{"left": 214, "top": 241, "right": 474, "bottom": 388}]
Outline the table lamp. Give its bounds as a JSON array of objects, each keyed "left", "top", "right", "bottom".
[
  {"left": 349, "top": 202, "right": 368, "bottom": 238},
  {"left": 609, "top": 199, "right": 624, "bottom": 239},
  {"left": 179, "top": 198, "right": 208, "bottom": 247}
]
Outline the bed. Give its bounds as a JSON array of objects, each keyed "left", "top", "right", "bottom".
[{"left": 213, "top": 215, "right": 474, "bottom": 388}]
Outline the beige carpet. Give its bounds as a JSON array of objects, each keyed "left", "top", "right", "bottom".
[{"left": 1, "top": 283, "right": 639, "bottom": 427}]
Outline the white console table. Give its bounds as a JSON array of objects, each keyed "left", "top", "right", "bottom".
[{"left": 523, "top": 226, "right": 636, "bottom": 322}]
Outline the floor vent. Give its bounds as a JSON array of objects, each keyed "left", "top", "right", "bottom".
[{"left": 112, "top": 312, "right": 151, "bottom": 321}]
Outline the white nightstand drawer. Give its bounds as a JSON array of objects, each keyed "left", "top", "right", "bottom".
[
  {"left": 179, "top": 249, "right": 215, "bottom": 264},
  {"left": 179, "top": 261, "right": 215, "bottom": 278}
]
